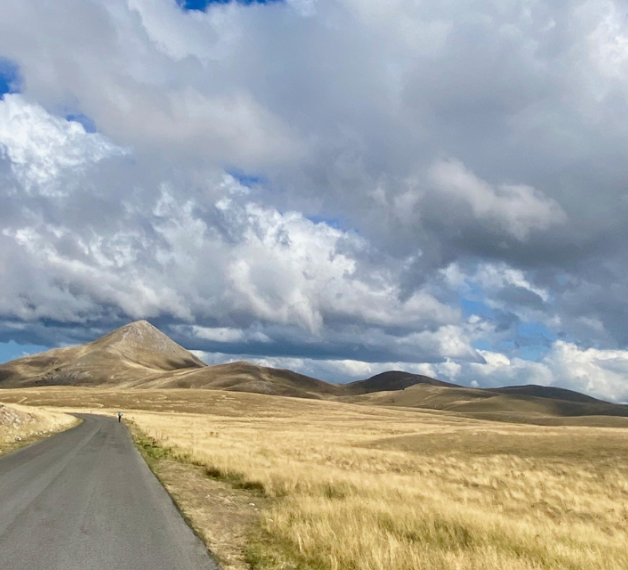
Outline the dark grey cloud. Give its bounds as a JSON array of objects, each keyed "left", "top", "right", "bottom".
[{"left": 0, "top": 0, "right": 628, "bottom": 399}]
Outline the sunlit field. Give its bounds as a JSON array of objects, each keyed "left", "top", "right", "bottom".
[
  {"left": 0, "top": 402, "right": 77, "bottom": 455},
  {"left": 3, "top": 387, "right": 628, "bottom": 570}
]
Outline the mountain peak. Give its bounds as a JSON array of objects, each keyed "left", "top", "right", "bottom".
[
  {"left": 101, "top": 320, "right": 175, "bottom": 348},
  {"left": 0, "top": 320, "right": 206, "bottom": 388},
  {"left": 93, "top": 320, "right": 206, "bottom": 370}
]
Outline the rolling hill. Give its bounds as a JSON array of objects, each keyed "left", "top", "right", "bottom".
[
  {"left": 0, "top": 321, "right": 338, "bottom": 399},
  {"left": 344, "top": 370, "right": 456, "bottom": 394},
  {"left": 0, "top": 322, "right": 452, "bottom": 398},
  {"left": 344, "top": 382, "right": 628, "bottom": 424},
  {"left": 128, "top": 360, "right": 344, "bottom": 399},
  {"left": 487, "top": 384, "right": 605, "bottom": 404},
  {"left": 1, "top": 320, "right": 627, "bottom": 423}
]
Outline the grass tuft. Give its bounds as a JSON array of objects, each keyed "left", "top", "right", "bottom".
[
  {"left": 205, "top": 465, "right": 266, "bottom": 493},
  {"left": 135, "top": 433, "right": 172, "bottom": 461}
]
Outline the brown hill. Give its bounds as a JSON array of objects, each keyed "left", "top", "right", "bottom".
[
  {"left": 0, "top": 321, "right": 205, "bottom": 387},
  {"left": 486, "top": 385, "right": 604, "bottom": 404},
  {"left": 344, "top": 370, "right": 455, "bottom": 394},
  {"left": 344, "top": 383, "right": 628, "bottom": 424},
  {"left": 129, "top": 361, "right": 343, "bottom": 399},
  {"left": 0, "top": 321, "right": 334, "bottom": 398},
  {"left": 1, "top": 321, "right": 627, "bottom": 425}
]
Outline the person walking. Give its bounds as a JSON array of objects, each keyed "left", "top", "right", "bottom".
[{"left": 117, "top": 411, "right": 123, "bottom": 423}]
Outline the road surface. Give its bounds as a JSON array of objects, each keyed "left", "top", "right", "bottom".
[{"left": 0, "top": 414, "right": 219, "bottom": 570}]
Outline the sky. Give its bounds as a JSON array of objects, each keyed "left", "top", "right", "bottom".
[{"left": 1, "top": 0, "right": 628, "bottom": 401}]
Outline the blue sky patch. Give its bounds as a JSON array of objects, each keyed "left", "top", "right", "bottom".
[
  {"left": 0, "top": 341, "right": 49, "bottom": 365},
  {"left": 513, "top": 321, "right": 557, "bottom": 360},
  {"left": 0, "top": 58, "right": 21, "bottom": 97},
  {"left": 517, "top": 344, "right": 549, "bottom": 361},
  {"left": 307, "top": 215, "right": 344, "bottom": 230},
  {"left": 67, "top": 113, "right": 97, "bottom": 133},
  {"left": 228, "top": 169, "right": 266, "bottom": 187},
  {"left": 179, "top": 0, "right": 280, "bottom": 11},
  {"left": 472, "top": 339, "right": 492, "bottom": 352},
  {"left": 517, "top": 321, "right": 558, "bottom": 343},
  {"left": 461, "top": 298, "right": 493, "bottom": 319}
]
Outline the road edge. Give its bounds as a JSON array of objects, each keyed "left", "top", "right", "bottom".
[
  {"left": 0, "top": 406, "right": 81, "bottom": 458},
  {"left": 126, "top": 420, "right": 225, "bottom": 569}
]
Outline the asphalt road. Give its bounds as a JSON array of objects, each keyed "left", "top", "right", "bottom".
[{"left": 0, "top": 414, "right": 219, "bottom": 570}]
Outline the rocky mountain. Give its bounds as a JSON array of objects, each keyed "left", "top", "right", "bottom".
[{"left": 0, "top": 321, "right": 336, "bottom": 398}]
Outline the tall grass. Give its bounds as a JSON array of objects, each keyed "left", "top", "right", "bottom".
[{"left": 129, "top": 397, "right": 628, "bottom": 570}]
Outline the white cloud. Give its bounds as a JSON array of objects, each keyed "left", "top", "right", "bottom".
[
  {"left": 455, "top": 343, "right": 628, "bottom": 403},
  {"left": 429, "top": 159, "right": 566, "bottom": 241},
  {"left": 474, "top": 263, "right": 550, "bottom": 303},
  {"left": 1, "top": 0, "right": 628, "bottom": 401},
  {"left": 398, "top": 326, "right": 476, "bottom": 361},
  {"left": 0, "top": 95, "right": 124, "bottom": 196},
  {"left": 544, "top": 341, "right": 628, "bottom": 403},
  {"left": 0, "top": 98, "right": 457, "bottom": 346},
  {"left": 193, "top": 341, "right": 628, "bottom": 402},
  {"left": 190, "top": 325, "right": 270, "bottom": 344}
]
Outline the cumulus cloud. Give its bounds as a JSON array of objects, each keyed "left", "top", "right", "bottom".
[
  {"left": 462, "top": 343, "right": 628, "bottom": 404},
  {"left": 192, "top": 349, "right": 465, "bottom": 385},
  {"left": 428, "top": 159, "right": 566, "bottom": 241},
  {"left": 0, "top": 0, "right": 628, "bottom": 400},
  {"left": 0, "top": 95, "right": 123, "bottom": 196},
  {"left": 194, "top": 341, "right": 628, "bottom": 404},
  {"left": 0, "top": 95, "right": 462, "bottom": 363}
]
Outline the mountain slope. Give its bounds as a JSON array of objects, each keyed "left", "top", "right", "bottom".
[
  {"left": 129, "top": 361, "right": 343, "bottom": 399},
  {"left": 0, "top": 322, "right": 333, "bottom": 397},
  {"left": 0, "top": 321, "right": 205, "bottom": 387},
  {"left": 486, "top": 385, "right": 604, "bottom": 404},
  {"left": 344, "top": 370, "right": 456, "bottom": 395},
  {"left": 344, "top": 383, "right": 628, "bottom": 423},
  {"left": 1, "top": 321, "right": 627, "bottom": 424}
]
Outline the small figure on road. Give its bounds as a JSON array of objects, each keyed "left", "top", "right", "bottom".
[{"left": 118, "top": 411, "right": 123, "bottom": 423}]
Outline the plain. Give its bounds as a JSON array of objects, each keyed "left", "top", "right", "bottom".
[{"left": 1, "top": 387, "right": 627, "bottom": 570}]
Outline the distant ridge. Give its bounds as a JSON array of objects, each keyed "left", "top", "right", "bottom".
[
  {"left": 344, "top": 382, "right": 628, "bottom": 424},
  {"left": 1, "top": 321, "right": 627, "bottom": 424},
  {"left": 130, "top": 360, "right": 343, "bottom": 399},
  {"left": 345, "top": 370, "right": 455, "bottom": 394},
  {"left": 486, "top": 385, "right": 605, "bottom": 404}
]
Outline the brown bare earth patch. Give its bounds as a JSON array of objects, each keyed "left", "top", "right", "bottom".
[
  {"left": 154, "top": 460, "right": 265, "bottom": 570},
  {"left": 128, "top": 422, "right": 269, "bottom": 570}
]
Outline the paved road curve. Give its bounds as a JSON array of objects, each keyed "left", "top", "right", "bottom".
[{"left": 0, "top": 414, "right": 219, "bottom": 570}]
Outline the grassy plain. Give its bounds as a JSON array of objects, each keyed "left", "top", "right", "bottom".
[
  {"left": 0, "top": 402, "right": 78, "bottom": 456},
  {"left": 2, "top": 387, "right": 628, "bottom": 570}
]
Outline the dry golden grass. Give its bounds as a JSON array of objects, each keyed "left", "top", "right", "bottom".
[
  {"left": 129, "top": 398, "right": 628, "bottom": 570},
  {"left": 0, "top": 402, "right": 78, "bottom": 455},
  {"left": 3, "top": 387, "right": 628, "bottom": 570}
]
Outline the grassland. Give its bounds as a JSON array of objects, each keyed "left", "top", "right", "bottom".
[
  {"left": 2, "top": 387, "right": 628, "bottom": 570},
  {"left": 0, "top": 402, "right": 78, "bottom": 456}
]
